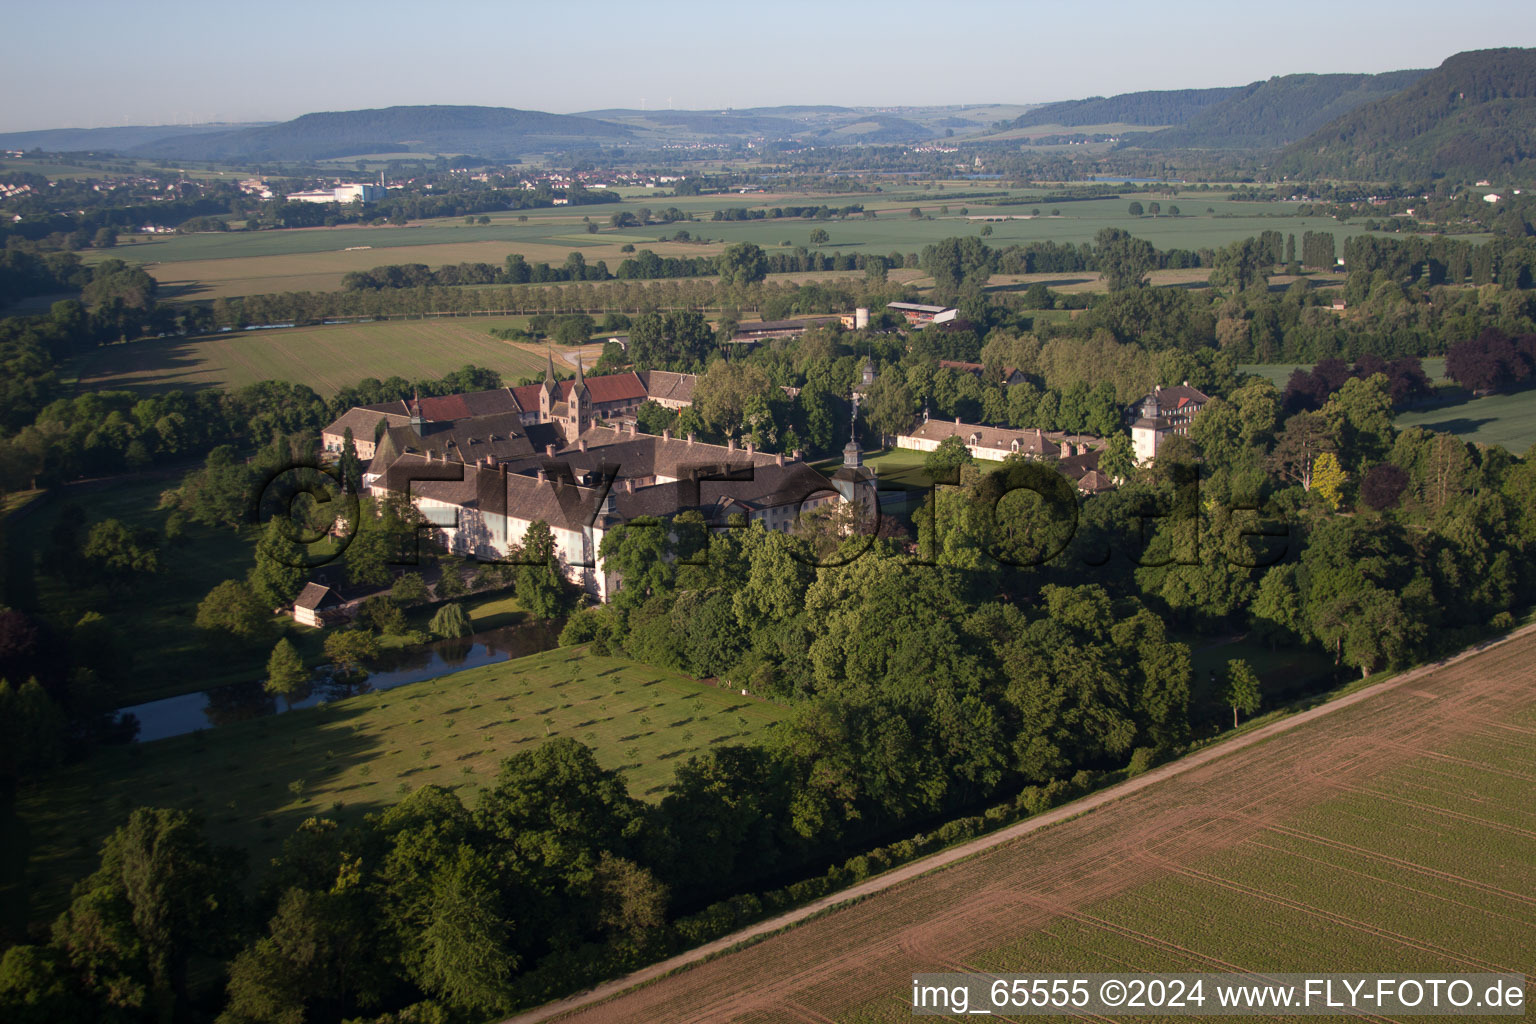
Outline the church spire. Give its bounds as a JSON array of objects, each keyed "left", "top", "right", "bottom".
[
  {"left": 575, "top": 351, "right": 585, "bottom": 387},
  {"left": 543, "top": 348, "right": 558, "bottom": 392}
]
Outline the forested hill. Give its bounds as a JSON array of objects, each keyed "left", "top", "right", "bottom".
[
  {"left": 1142, "top": 70, "right": 1427, "bottom": 150},
  {"left": 0, "top": 122, "right": 265, "bottom": 153},
  {"left": 1276, "top": 48, "right": 1536, "bottom": 179},
  {"left": 130, "top": 105, "right": 634, "bottom": 162},
  {"left": 1005, "top": 87, "right": 1242, "bottom": 128}
]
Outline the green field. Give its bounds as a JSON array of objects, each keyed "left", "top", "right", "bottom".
[
  {"left": 1241, "top": 358, "right": 1450, "bottom": 388},
  {"left": 73, "top": 317, "right": 553, "bottom": 395},
  {"left": 84, "top": 187, "right": 1417, "bottom": 301},
  {"left": 1396, "top": 387, "right": 1536, "bottom": 454},
  {"left": 9, "top": 645, "right": 790, "bottom": 925},
  {"left": 1240, "top": 361, "right": 1536, "bottom": 453}
]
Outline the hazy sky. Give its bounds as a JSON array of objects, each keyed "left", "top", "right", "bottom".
[{"left": 3, "top": 0, "right": 1533, "bottom": 132}]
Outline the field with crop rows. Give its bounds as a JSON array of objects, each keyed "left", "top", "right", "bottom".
[
  {"left": 74, "top": 317, "right": 553, "bottom": 394},
  {"left": 547, "top": 627, "right": 1536, "bottom": 1023}
]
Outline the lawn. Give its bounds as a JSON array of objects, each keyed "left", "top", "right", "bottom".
[
  {"left": 10, "top": 645, "right": 790, "bottom": 926},
  {"left": 1395, "top": 386, "right": 1536, "bottom": 454},
  {"left": 72, "top": 317, "right": 554, "bottom": 395}
]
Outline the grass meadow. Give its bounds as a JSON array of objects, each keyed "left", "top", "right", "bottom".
[
  {"left": 1396, "top": 387, "right": 1536, "bottom": 453},
  {"left": 72, "top": 317, "right": 554, "bottom": 395},
  {"left": 85, "top": 186, "right": 1408, "bottom": 301},
  {"left": 11, "top": 645, "right": 790, "bottom": 924}
]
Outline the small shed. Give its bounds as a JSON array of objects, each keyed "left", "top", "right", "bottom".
[{"left": 292, "top": 582, "right": 343, "bottom": 628}]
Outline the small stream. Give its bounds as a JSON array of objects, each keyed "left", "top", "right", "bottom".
[{"left": 117, "top": 621, "right": 562, "bottom": 743}]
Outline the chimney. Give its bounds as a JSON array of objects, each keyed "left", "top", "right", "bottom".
[
  {"left": 686, "top": 432, "right": 696, "bottom": 445},
  {"left": 1077, "top": 442, "right": 1089, "bottom": 456},
  {"left": 955, "top": 416, "right": 961, "bottom": 427},
  {"left": 792, "top": 448, "right": 803, "bottom": 462},
  {"left": 745, "top": 440, "right": 755, "bottom": 457},
  {"left": 1182, "top": 380, "right": 1189, "bottom": 388},
  {"left": 545, "top": 443, "right": 556, "bottom": 457},
  {"left": 727, "top": 437, "right": 737, "bottom": 452},
  {"left": 577, "top": 439, "right": 587, "bottom": 452},
  {"left": 626, "top": 421, "right": 636, "bottom": 436},
  {"left": 1060, "top": 441, "right": 1071, "bottom": 458},
  {"left": 775, "top": 452, "right": 784, "bottom": 467},
  {"left": 662, "top": 428, "right": 671, "bottom": 440},
  {"left": 535, "top": 466, "right": 546, "bottom": 482}
]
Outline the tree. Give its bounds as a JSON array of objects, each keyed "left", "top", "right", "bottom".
[
  {"left": 717, "top": 242, "right": 768, "bottom": 288},
  {"left": 322, "top": 629, "right": 380, "bottom": 676},
  {"left": 627, "top": 310, "right": 715, "bottom": 370},
  {"left": 694, "top": 361, "right": 775, "bottom": 439},
  {"left": 1222, "top": 659, "right": 1261, "bottom": 728},
  {"left": 553, "top": 313, "right": 595, "bottom": 345},
  {"left": 1093, "top": 228, "right": 1156, "bottom": 292},
  {"left": 1311, "top": 452, "right": 1348, "bottom": 510},
  {"left": 514, "top": 520, "right": 568, "bottom": 620},
  {"left": 924, "top": 434, "right": 973, "bottom": 483},
  {"left": 404, "top": 850, "right": 516, "bottom": 1014},
  {"left": 864, "top": 371, "right": 914, "bottom": 444},
  {"left": 1360, "top": 463, "right": 1409, "bottom": 511},
  {"left": 264, "top": 639, "right": 308, "bottom": 707},
  {"left": 249, "top": 518, "right": 307, "bottom": 609},
  {"left": 1127, "top": 201, "right": 1144, "bottom": 216},
  {"left": 220, "top": 887, "right": 384, "bottom": 1024},
  {"left": 920, "top": 236, "right": 993, "bottom": 303},
  {"left": 391, "top": 571, "right": 428, "bottom": 606},
  {"left": 53, "top": 808, "right": 242, "bottom": 1022},
  {"left": 1267, "top": 411, "right": 1334, "bottom": 491},
  {"left": 429, "top": 603, "right": 472, "bottom": 639},
  {"left": 81, "top": 519, "right": 159, "bottom": 579},
  {"left": 1100, "top": 433, "right": 1136, "bottom": 481},
  {"left": 1209, "top": 237, "right": 1270, "bottom": 293},
  {"left": 808, "top": 228, "right": 829, "bottom": 245},
  {"left": 338, "top": 429, "right": 362, "bottom": 494},
  {"left": 195, "top": 580, "right": 274, "bottom": 644}
]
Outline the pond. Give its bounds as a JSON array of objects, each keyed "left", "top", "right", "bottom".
[{"left": 116, "top": 621, "right": 562, "bottom": 743}]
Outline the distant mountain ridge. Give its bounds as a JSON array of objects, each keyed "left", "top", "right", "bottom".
[
  {"left": 1276, "top": 48, "right": 1536, "bottom": 178},
  {"left": 0, "top": 123, "right": 265, "bottom": 154},
  {"left": 127, "top": 105, "right": 634, "bottom": 162},
  {"left": 1143, "top": 70, "right": 1428, "bottom": 149},
  {"left": 1005, "top": 88, "right": 1242, "bottom": 129}
]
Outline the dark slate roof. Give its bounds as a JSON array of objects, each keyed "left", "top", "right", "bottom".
[
  {"left": 323, "top": 406, "right": 407, "bottom": 440},
  {"left": 374, "top": 412, "right": 537, "bottom": 467},
  {"left": 376, "top": 430, "right": 837, "bottom": 530},
  {"left": 903, "top": 418, "right": 1056, "bottom": 457},
  {"left": 636, "top": 370, "right": 696, "bottom": 403},
  {"left": 294, "top": 582, "right": 341, "bottom": 610}
]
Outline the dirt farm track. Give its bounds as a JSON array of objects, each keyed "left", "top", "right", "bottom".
[{"left": 509, "top": 626, "right": 1536, "bottom": 1023}]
